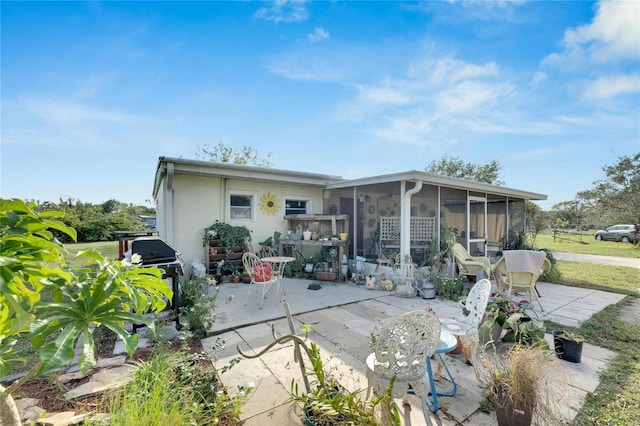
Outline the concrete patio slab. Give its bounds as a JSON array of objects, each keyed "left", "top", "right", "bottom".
[{"left": 204, "top": 277, "right": 625, "bottom": 425}]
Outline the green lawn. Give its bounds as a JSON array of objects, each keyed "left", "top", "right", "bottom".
[
  {"left": 556, "top": 260, "right": 640, "bottom": 297},
  {"left": 534, "top": 232, "right": 640, "bottom": 258},
  {"left": 63, "top": 240, "right": 119, "bottom": 265}
]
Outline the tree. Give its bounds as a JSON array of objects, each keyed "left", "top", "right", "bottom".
[
  {"left": 575, "top": 152, "right": 639, "bottom": 226},
  {"left": 34, "top": 198, "right": 148, "bottom": 242},
  {"left": 425, "top": 155, "right": 504, "bottom": 185},
  {"left": 550, "top": 200, "right": 588, "bottom": 229},
  {"left": 196, "top": 141, "right": 274, "bottom": 167},
  {"left": 524, "top": 200, "right": 546, "bottom": 246}
]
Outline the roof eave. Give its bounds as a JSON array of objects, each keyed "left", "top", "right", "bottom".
[{"left": 325, "top": 170, "right": 547, "bottom": 200}]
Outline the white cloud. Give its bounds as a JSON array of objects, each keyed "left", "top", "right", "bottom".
[
  {"left": 342, "top": 55, "right": 517, "bottom": 146},
  {"left": 254, "top": 0, "right": 309, "bottom": 23},
  {"left": 2, "top": 95, "right": 145, "bottom": 148},
  {"left": 356, "top": 85, "right": 412, "bottom": 105},
  {"left": 19, "top": 96, "right": 138, "bottom": 125},
  {"left": 425, "top": 57, "right": 499, "bottom": 85},
  {"left": 510, "top": 148, "right": 556, "bottom": 161},
  {"left": 308, "top": 27, "right": 329, "bottom": 43},
  {"left": 544, "top": 0, "right": 640, "bottom": 66},
  {"left": 582, "top": 74, "right": 640, "bottom": 99},
  {"left": 531, "top": 71, "right": 547, "bottom": 86}
]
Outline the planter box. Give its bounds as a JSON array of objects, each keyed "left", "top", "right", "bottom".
[{"left": 315, "top": 271, "right": 337, "bottom": 281}]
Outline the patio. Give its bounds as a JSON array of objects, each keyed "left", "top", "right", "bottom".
[{"left": 202, "top": 277, "right": 624, "bottom": 425}]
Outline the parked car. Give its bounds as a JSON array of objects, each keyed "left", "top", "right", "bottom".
[{"left": 594, "top": 224, "right": 639, "bottom": 243}]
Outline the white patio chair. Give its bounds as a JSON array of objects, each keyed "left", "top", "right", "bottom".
[
  {"left": 366, "top": 310, "right": 440, "bottom": 424},
  {"left": 242, "top": 252, "right": 279, "bottom": 309},
  {"left": 439, "top": 278, "right": 491, "bottom": 364}
]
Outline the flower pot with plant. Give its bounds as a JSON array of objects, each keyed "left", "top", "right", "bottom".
[
  {"left": 501, "top": 308, "right": 548, "bottom": 349},
  {"left": 237, "top": 325, "right": 400, "bottom": 426},
  {"left": 552, "top": 330, "right": 584, "bottom": 363},
  {"left": 478, "top": 296, "right": 510, "bottom": 344},
  {"left": 479, "top": 344, "right": 562, "bottom": 426}
]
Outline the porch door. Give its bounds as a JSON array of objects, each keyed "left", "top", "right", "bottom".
[{"left": 467, "top": 195, "right": 487, "bottom": 256}]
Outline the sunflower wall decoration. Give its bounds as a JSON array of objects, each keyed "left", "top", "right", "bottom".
[{"left": 259, "top": 192, "right": 281, "bottom": 216}]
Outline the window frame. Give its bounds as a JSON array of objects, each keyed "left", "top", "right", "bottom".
[
  {"left": 284, "top": 196, "right": 312, "bottom": 217},
  {"left": 228, "top": 191, "right": 256, "bottom": 221}
]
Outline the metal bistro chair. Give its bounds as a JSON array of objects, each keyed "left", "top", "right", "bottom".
[
  {"left": 366, "top": 311, "right": 441, "bottom": 425},
  {"left": 439, "top": 278, "right": 492, "bottom": 364},
  {"left": 242, "top": 252, "right": 279, "bottom": 309}
]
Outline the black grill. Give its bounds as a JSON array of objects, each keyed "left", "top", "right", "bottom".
[{"left": 130, "top": 236, "right": 184, "bottom": 331}]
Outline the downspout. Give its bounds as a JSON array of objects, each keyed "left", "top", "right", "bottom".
[
  {"left": 401, "top": 180, "right": 423, "bottom": 279},
  {"left": 166, "top": 162, "right": 175, "bottom": 245},
  {"left": 352, "top": 186, "right": 357, "bottom": 261}
]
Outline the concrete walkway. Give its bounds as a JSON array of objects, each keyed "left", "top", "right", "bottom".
[
  {"left": 202, "top": 278, "right": 625, "bottom": 425},
  {"left": 552, "top": 252, "right": 640, "bottom": 269}
]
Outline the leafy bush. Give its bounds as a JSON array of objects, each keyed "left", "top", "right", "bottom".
[
  {"left": 435, "top": 275, "right": 466, "bottom": 301},
  {"left": 179, "top": 278, "right": 220, "bottom": 338},
  {"left": 1, "top": 198, "right": 171, "bottom": 393}
]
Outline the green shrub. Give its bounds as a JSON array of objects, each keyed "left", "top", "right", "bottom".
[{"left": 179, "top": 278, "right": 219, "bottom": 338}]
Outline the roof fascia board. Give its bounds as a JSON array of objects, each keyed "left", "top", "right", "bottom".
[
  {"left": 156, "top": 156, "right": 343, "bottom": 187},
  {"left": 325, "top": 170, "right": 547, "bottom": 200}
]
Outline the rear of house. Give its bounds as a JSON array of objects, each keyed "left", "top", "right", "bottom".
[{"left": 152, "top": 157, "right": 547, "bottom": 277}]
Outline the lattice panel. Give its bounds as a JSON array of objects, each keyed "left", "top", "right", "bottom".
[
  {"left": 380, "top": 217, "right": 401, "bottom": 240},
  {"left": 411, "top": 217, "right": 436, "bottom": 241},
  {"left": 380, "top": 217, "right": 436, "bottom": 242}
]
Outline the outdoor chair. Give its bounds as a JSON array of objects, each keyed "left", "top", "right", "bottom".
[
  {"left": 365, "top": 310, "right": 441, "bottom": 424},
  {"left": 451, "top": 243, "right": 491, "bottom": 281},
  {"left": 492, "top": 250, "right": 549, "bottom": 311},
  {"left": 439, "top": 279, "right": 491, "bottom": 364},
  {"left": 242, "top": 252, "right": 280, "bottom": 309}
]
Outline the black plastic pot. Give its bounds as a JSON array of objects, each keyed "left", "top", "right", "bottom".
[
  {"left": 553, "top": 330, "right": 583, "bottom": 363},
  {"left": 495, "top": 401, "right": 533, "bottom": 426}
]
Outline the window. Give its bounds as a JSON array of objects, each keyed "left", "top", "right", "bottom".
[
  {"left": 285, "top": 198, "right": 309, "bottom": 215},
  {"left": 230, "top": 194, "right": 253, "bottom": 220}
]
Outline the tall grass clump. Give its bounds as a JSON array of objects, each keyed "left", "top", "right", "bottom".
[{"left": 107, "top": 343, "right": 250, "bottom": 425}]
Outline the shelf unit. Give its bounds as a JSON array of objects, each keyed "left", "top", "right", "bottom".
[
  {"left": 279, "top": 214, "right": 350, "bottom": 281},
  {"left": 283, "top": 214, "right": 349, "bottom": 237}
]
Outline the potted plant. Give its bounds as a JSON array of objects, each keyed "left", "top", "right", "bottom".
[
  {"left": 502, "top": 307, "right": 548, "bottom": 349},
  {"left": 478, "top": 296, "right": 510, "bottom": 344},
  {"left": 552, "top": 330, "right": 584, "bottom": 363},
  {"left": 236, "top": 327, "right": 400, "bottom": 426},
  {"left": 480, "top": 344, "right": 561, "bottom": 426},
  {"left": 203, "top": 220, "right": 252, "bottom": 248}
]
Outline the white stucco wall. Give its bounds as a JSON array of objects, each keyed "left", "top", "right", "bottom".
[{"left": 163, "top": 173, "right": 324, "bottom": 274}]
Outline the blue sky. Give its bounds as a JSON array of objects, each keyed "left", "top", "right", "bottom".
[{"left": 2, "top": 1, "right": 638, "bottom": 210}]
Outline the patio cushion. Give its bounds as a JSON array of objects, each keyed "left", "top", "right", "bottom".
[{"left": 253, "top": 263, "right": 272, "bottom": 282}]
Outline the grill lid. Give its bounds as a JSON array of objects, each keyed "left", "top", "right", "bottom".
[{"left": 131, "top": 236, "right": 180, "bottom": 264}]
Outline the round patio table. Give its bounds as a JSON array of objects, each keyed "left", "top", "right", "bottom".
[{"left": 261, "top": 256, "right": 295, "bottom": 297}]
